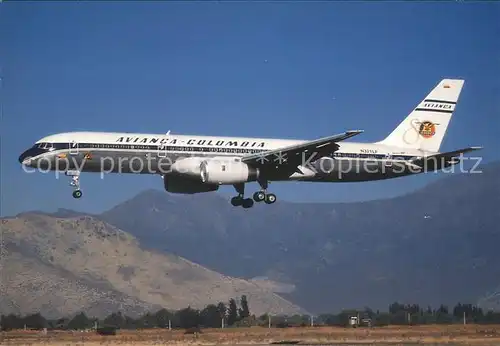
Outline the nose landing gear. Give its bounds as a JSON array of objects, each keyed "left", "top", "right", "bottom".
[{"left": 66, "top": 170, "right": 82, "bottom": 199}]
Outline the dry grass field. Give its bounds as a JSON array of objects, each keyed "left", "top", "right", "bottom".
[{"left": 2, "top": 325, "right": 500, "bottom": 345}]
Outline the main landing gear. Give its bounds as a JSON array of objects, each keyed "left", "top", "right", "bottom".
[
  {"left": 254, "top": 179, "right": 277, "bottom": 205},
  {"left": 231, "top": 181, "right": 277, "bottom": 208},
  {"left": 66, "top": 170, "right": 83, "bottom": 199},
  {"left": 253, "top": 191, "right": 276, "bottom": 204},
  {"left": 231, "top": 183, "right": 254, "bottom": 208}
]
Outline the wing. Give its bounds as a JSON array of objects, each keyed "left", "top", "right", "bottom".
[{"left": 241, "top": 130, "right": 363, "bottom": 170}]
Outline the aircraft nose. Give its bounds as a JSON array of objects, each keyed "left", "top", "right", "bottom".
[
  {"left": 19, "top": 145, "right": 47, "bottom": 165},
  {"left": 19, "top": 150, "right": 31, "bottom": 164},
  {"left": 19, "top": 147, "right": 38, "bottom": 165}
]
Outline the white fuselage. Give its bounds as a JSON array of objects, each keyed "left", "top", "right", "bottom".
[
  {"left": 17, "top": 79, "right": 476, "bottom": 207},
  {"left": 19, "top": 131, "right": 430, "bottom": 183}
]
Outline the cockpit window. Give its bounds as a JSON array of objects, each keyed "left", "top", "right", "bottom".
[{"left": 36, "top": 143, "right": 54, "bottom": 149}]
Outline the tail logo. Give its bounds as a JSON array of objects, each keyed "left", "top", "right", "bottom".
[{"left": 418, "top": 121, "right": 436, "bottom": 139}]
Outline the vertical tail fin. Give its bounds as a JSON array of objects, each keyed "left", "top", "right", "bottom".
[{"left": 377, "top": 79, "right": 465, "bottom": 153}]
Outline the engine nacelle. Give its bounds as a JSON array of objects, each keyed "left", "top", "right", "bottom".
[
  {"left": 170, "top": 157, "right": 205, "bottom": 178},
  {"left": 200, "top": 158, "right": 259, "bottom": 184},
  {"left": 163, "top": 174, "right": 218, "bottom": 194}
]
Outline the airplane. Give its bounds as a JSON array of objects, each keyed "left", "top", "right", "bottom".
[{"left": 18, "top": 79, "right": 482, "bottom": 208}]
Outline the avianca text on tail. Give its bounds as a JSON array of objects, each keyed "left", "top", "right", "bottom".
[{"left": 18, "top": 79, "right": 482, "bottom": 208}]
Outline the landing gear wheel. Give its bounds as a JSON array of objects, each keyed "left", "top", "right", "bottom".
[
  {"left": 242, "top": 198, "right": 254, "bottom": 208},
  {"left": 66, "top": 171, "right": 82, "bottom": 199},
  {"left": 231, "top": 196, "right": 243, "bottom": 206},
  {"left": 265, "top": 193, "right": 277, "bottom": 204},
  {"left": 253, "top": 191, "right": 266, "bottom": 202}
]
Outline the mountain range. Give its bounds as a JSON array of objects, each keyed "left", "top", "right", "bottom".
[
  {"left": 0, "top": 214, "right": 304, "bottom": 318},
  {"left": 2, "top": 161, "right": 499, "bottom": 316},
  {"left": 98, "top": 161, "right": 500, "bottom": 313}
]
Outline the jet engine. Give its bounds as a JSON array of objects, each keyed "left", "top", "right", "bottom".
[
  {"left": 170, "top": 157, "right": 205, "bottom": 177},
  {"left": 168, "top": 156, "right": 259, "bottom": 185},
  {"left": 200, "top": 158, "right": 259, "bottom": 184},
  {"left": 163, "top": 174, "right": 218, "bottom": 194}
]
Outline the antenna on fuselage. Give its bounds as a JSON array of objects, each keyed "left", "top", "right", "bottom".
[{"left": 166, "top": 130, "right": 171, "bottom": 135}]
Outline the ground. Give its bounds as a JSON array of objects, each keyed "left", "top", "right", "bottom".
[{"left": 2, "top": 325, "right": 500, "bottom": 345}]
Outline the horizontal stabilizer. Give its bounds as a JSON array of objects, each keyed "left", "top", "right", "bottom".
[{"left": 410, "top": 146, "right": 482, "bottom": 170}]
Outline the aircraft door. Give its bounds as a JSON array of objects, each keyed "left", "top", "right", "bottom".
[
  {"left": 69, "top": 141, "right": 79, "bottom": 155},
  {"left": 158, "top": 143, "right": 167, "bottom": 158}
]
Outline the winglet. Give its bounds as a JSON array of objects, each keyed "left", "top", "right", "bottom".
[{"left": 345, "top": 129, "right": 364, "bottom": 138}]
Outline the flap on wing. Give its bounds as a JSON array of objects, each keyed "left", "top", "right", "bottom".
[{"left": 242, "top": 130, "right": 363, "bottom": 166}]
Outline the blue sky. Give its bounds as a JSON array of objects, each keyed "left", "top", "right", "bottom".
[{"left": 1, "top": 2, "right": 499, "bottom": 216}]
